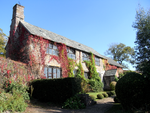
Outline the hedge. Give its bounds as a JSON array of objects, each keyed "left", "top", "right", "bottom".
[{"left": 29, "top": 77, "right": 82, "bottom": 104}]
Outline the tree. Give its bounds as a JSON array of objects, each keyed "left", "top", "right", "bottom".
[
  {"left": 132, "top": 7, "right": 150, "bottom": 76},
  {"left": 105, "top": 43, "right": 135, "bottom": 69},
  {"left": 0, "top": 28, "right": 7, "bottom": 57}
]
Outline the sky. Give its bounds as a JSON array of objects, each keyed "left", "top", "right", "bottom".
[{"left": 0, "top": 0, "right": 150, "bottom": 70}]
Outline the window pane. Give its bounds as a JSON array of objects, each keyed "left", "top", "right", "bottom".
[
  {"left": 67, "top": 53, "right": 69, "bottom": 57},
  {"left": 53, "top": 50, "right": 58, "bottom": 56},
  {"left": 86, "top": 58, "right": 88, "bottom": 61},
  {"left": 73, "top": 70, "right": 77, "bottom": 77},
  {"left": 44, "top": 67, "right": 47, "bottom": 78},
  {"left": 68, "top": 53, "right": 71, "bottom": 58},
  {"left": 48, "top": 68, "right": 52, "bottom": 73},
  {"left": 70, "top": 49, "right": 74, "bottom": 54},
  {"left": 83, "top": 53, "right": 85, "bottom": 57},
  {"left": 49, "top": 49, "right": 52, "bottom": 54},
  {"left": 53, "top": 68, "right": 56, "bottom": 73},
  {"left": 53, "top": 68, "right": 56, "bottom": 78},
  {"left": 83, "top": 57, "right": 85, "bottom": 61},
  {"left": 48, "top": 76, "right": 52, "bottom": 79},
  {"left": 84, "top": 72, "right": 88, "bottom": 79},
  {"left": 49, "top": 44, "right": 53, "bottom": 48},
  {"left": 71, "top": 54, "right": 73, "bottom": 59},
  {"left": 72, "top": 55, "right": 75, "bottom": 60},
  {"left": 53, "top": 73, "right": 56, "bottom": 78},
  {"left": 57, "top": 68, "right": 60, "bottom": 78},
  {"left": 46, "top": 48, "right": 49, "bottom": 54},
  {"left": 53, "top": 45, "right": 57, "bottom": 49},
  {"left": 48, "top": 68, "right": 52, "bottom": 78},
  {"left": 67, "top": 47, "right": 69, "bottom": 53},
  {"left": 55, "top": 50, "right": 59, "bottom": 56}
]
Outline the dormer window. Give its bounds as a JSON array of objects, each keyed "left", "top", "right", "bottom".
[
  {"left": 95, "top": 56, "right": 100, "bottom": 66},
  {"left": 67, "top": 47, "right": 76, "bottom": 60},
  {"left": 46, "top": 43, "right": 59, "bottom": 56},
  {"left": 82, "top": 52, "right": 90, "bottom": 61}
]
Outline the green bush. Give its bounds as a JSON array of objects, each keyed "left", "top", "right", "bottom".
[
  {"left": 89, "top": 95, "right": 96, "bottom": 101},
  {"left": 114, "top": 96, "right": 120, "bottom": 103},
  {"left": 106, "top": 92, "right": 112, "bottom": 97},
  {"left": 0, "top": 79, "right": 29, "bottom": 112},
  {"left": 30, "top": 77, "right": 82, "bottom": 104},
  {"left": 110, "top": 81, "right": 116, "bottom": 90},
  {"left": 5, "top": 81, "right": 29, "bottom": 100},
  {"left": 0, "top": 91, "right": 28, "bottom": 112},
  {"left": 102, "top": 92, "right": 108, "bottom": 98},
  {"left": 110, "top": 91, "right": 115, "bottom": 95},
  {"left": 97, "top": 94, "right": 104, "bottom": 99},
  {"left": 88, "top": 78, "right": 103, "bottom": 92},
  {"left": 115, "top": 72, "right": 150, "bottom": 110},
  {"left": 62, "top": 94, "right": 85, "bottom": 109}
]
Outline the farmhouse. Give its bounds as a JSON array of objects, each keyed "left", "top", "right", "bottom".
[{"left": 6, "top": 4, "right": 123, "bottom": 89}]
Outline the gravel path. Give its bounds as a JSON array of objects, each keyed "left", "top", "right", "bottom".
[{"left": 23, "top": 96, "right": 115, "bottom": 113}]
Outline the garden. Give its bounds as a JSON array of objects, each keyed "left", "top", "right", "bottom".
[
  {"left": 0, "top": 53, "right": 116, "bottom": 113},
  {"left": 1, "top": 53, "right": 150, "bottom": 113}
]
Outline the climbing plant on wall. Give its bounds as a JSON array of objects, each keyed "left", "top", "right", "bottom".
[
  {"left": 84, "top": 53, "right": 103, "bottom": 92},
  {"left": 68, "top": 58, "right": 76, "bottom": 77},
  {"left": 76, "top": 61, "right": 84, "bottom": 78}
]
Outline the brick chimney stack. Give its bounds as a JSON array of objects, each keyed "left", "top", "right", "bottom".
[{"left": 10, "top": 4, "right": 24, "bottom": 37}]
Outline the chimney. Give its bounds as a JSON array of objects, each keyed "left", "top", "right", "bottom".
[{"left": 10, "top": 4, "right": 24, "bottom": 37}]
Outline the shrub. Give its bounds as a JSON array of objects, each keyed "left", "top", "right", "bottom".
[
  {"left": 30, "top": 77, "right": 82, "bottom": 104},
  {"left": 115, "top": 72, "right": 150, "bottom": 110},
  {"left": 80, "top": 79, "right": 90, "bottom": 93},
  {"left": 114, "top": 96, "right": 120, "bottom": 103},
  {"left": 102, "top": 92, "right": 108, "bottom": 98},
  {"left": 97, "top": 94, "right": 104, "bottom": 99},
  {"left": 110, "top": 91, "right": 115, "bottom": 95},
  {"left": 62, "top": 94, "right": 85, "bottom": 109},
  {"left": 5, "top": 80, "right": 29, "bottom": 100},
  {"left": 0, "top": 77, "right": 29, "bottom": 112},
  {"left": 110, "top": 81, "right": 116, "bottom": 90},
  {"left": 106, "top": 92, "right": 112, "bottom": 97},
  {"left": 89, "top": 95, "right": 96, "bottom": 101},
  {"left": 88, "top": 79, "right": 103, "bottom": 92},
  {"left": 0, "top": 91, "right": 28, "bottom": 112}
]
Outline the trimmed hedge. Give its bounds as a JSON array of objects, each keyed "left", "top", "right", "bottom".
[
  {"left": 115, "top": 72, "right": 150, "bottom": 110},
  {"left": 110, "top": 81, "right": 116, "bottom": 90},
  {"left": 102, "top": 92, "right": 108, "bottom": 98},
  {"left": 89, "top": 95, "right": 96, "bottom": 101},
  {"left": 97, "top": 94, "right": 104, "bottom": 99},
  {"left": 29, "top": 77, "right": 82, "bottom": 104}
]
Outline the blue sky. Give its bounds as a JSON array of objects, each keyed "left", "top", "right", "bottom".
[{"left": 0, "top": 0, "right": 149, "bottom": 70}]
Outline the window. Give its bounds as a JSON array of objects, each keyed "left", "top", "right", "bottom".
[
  {"left": 95, "top": 57, "right": 100, "bottom": 66},
  {"left": 67, "top": 47, "right": 76, "bottom": 60},
  {"left": 73, "top": 69, "right": 77, "bottom": 77},
  {"left": 82, "top": 52, "right": 90, "bottom": 61},
  {"left": 46, "top": 43, "right": 59, "bottom": 56},
  {"left": 44, "top": 66, "right": 61, "bottom": 79},
  {"left": 84, "top": 72, "right": 89, "bottom": 79}
]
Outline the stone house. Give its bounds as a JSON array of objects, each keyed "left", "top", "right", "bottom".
[{"left": 6, "top": 4, "right": 123, "bottom": 88}]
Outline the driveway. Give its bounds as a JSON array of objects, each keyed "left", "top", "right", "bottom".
[{"left": 23, "top": 96, "right": 115, "bottom": 113}]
